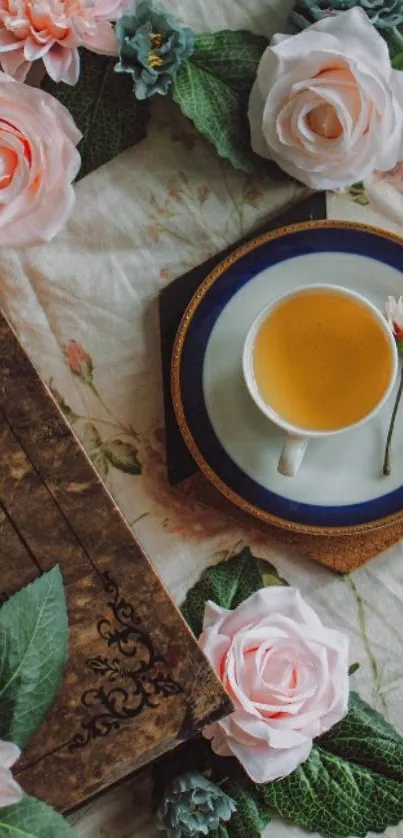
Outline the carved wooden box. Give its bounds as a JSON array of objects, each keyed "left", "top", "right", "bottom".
[{"left": 0, "top": 310, "right": 230, "bottom": 812}]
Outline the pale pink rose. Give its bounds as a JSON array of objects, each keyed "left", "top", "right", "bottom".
[
  {"left": 248, "top": 8, "right": 403, "bottom": 190},
  {"left": 199, "top": 587, "right": 349, "bottom": 783},
  {"left": 0, "top": 73, "right": 81, "bottom": 246},
  {"left": 0, "top": 0, "right": 127, "bottom": 85},
  {"left": 0, "top": 740, "right": 23, "bottom": 808}
]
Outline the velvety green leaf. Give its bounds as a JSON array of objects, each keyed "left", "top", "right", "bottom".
[
  {"left": 220, "top": 780, "right": 271, "bottom": 838},
  {"left": 82, "top": 423, "right": 108, "bottom": 480},
  {"left": 42, "top": 48, "right": 149, "bottom": 180},
  {"left": 392, "top": 51, "right": 403, "bottom": 69},
  {"left": 0, "top": 566, "right": 68, "bottom": 748},
  {"left": 319, "top": 691, "right": 403, "bottom": 781},
  {"left": 181, "top": 548, "right": 265, "bottom": 636},
  {"left": 262, "top": 745, "right": 403, "bottom": 838},
  {"left": 191, "top": 32, "right": 268, "bottom": 91},
  {"left": 103, "top": 439, "right": 142, "bottom": 474},
  {"left": 254, "top": 558, "right": 289, "bottom": 588},
  {"left": 172, "top": 31, "right": 268, "bottom": 173},
  {"left": 0, "top": 796, "right": 77, "bottom": 837}
]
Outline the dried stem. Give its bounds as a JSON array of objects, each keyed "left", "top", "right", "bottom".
[{"left": 383, "top": 364, "right": 403, "bottom": 476}]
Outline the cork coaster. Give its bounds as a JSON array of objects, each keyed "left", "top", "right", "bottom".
[{"left": 179, "top": 472, "right": 403, "bottom": 573}]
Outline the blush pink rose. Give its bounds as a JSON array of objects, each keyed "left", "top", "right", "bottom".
[
  {"left": 248, "top": 7, "right": 403, "bottom": 190},
  {"left": 0, "top": 73, "right": 81, "bottom": 247},
  {"left": 199, "top": 587, "right": 349, "bottom": 783},
  {"left": 0, "top": 0, "right": 127, "bottom": 85},
  {"left": 0, "top": 740, "right": 22, "bottom": 808}
]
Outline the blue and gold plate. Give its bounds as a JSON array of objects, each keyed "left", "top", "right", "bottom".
[{"left": 171, "top": 221, "right": 403, "bottom": 535}]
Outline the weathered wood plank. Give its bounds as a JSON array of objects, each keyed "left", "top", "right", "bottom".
[
  {"left": 0, "top": 411, "right": 88, "bottom": 584},
  {"left": 0, "top": 309, "right": 231, "bottom": 812},
  {"left": 0, "top": 503, "right": 38, "bottom": 596}
]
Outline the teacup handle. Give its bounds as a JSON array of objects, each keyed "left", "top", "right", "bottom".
[{"left": 278, "top": 433, "right": 308, "bottom": 477}]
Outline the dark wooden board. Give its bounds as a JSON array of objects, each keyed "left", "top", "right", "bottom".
[{"left": 0, "top": 309, "right": 231, "bottom": 813}]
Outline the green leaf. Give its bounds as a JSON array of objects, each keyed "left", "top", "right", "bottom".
[
  {"left": 181, "top": 548, "right": 263, "bottom": 637},
  {"left": 0, "top": 796, "right": 77, "bottom": 837},
  {"left": 0, "top": 566, "right": 68, "bottom": 748},
  {"left": 41, "top": 49, "right": 149, "bottom": 180},
  {"left": 262, "top": 745, "right": 403, "bottom": 838},
  {"left": 392, "top": 52, "right": 403, "bottom": 69},
  {"left": 181, "top": 548, "right": 286, "bottom": 637},
  {"left": 220, "top": 780, "right": 271, "bottom": 838},
  {"left": 254, "top": 558, "right": 289, "bottom": 588},
  {"left": 103, "top": 439, "right": 142, "bottom": 474},
  {"left": 348, "top": 662, "right": 360, "bottom": 676},
  {"left": 319, "top": 691, "right": 403, "bottom": 782},
  {"left": 191, "top": 32, "right": 268, "bottom": 92},
  {"left": 82, "top": 423, "right": 108, "bottom": 480},
  {"left": 172, "top": 31, "right": 268, "bottom": 173},
  {"left": 48, "top": 380, "right": 78, "bottom": 424}
]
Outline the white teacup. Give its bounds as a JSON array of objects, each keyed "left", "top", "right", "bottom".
[{"left": 242, "top": 284, "right": 398, "bottom": 478}]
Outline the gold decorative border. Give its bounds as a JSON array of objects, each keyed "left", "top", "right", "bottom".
[{"left": 171, "top": 219, "right": 403, "bottom": 537}]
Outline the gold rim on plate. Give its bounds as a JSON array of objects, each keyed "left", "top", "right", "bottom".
[{"left": 171, "top": 219, "right": 403, "bottom": 537}]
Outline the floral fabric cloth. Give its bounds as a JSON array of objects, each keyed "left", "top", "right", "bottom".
[{"left": 1, "top": 2, "right": 403, "bottom": 837}]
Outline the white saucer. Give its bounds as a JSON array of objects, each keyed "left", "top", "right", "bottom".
[{"left": 172, "top": 221, "right": 403, "bottom": 534}]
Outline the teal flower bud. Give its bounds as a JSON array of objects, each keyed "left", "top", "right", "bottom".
[
  {"left": 156, "top": 772, "right": 236, "bottom": 838},
  {"left": 115, "top": 0, "right": 195, "bottom": 99}
]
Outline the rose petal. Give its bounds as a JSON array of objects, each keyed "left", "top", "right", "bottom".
[
  {"left": 228, "top": 736, "right": 313, "bottom": 784},
  {"left": 0, "top": 741, "right": 20, "bottom": 769},
  {"left": 80, "top": 19, "right": 117, "bottom": 54},
  {"left": 0, "top": 767, "right": 23, "bottom": 808}
]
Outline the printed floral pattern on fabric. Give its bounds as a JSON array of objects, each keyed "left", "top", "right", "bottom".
[{"left": 51, "top": 341, "right": 142, "bottom": 481}]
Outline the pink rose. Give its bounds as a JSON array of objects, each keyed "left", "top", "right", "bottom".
[
  {"left": 199, "top": 587, "right": 349, "bottom": 783},
  {"left": 0, "top": 74, "right": 81, "bottom": 247},
  {"left": 0, "top": 740, "right": 22, "bottom": 808},
  {"left": 0, "top": 0, "right": 127, "bottom": 85},
  {"left": 248, "top": 8, "right": 403, "bottom": 190}
]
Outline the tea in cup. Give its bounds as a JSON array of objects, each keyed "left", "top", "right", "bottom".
[{"left": 242, "top": 285, "right": 398, "bottom": 477}]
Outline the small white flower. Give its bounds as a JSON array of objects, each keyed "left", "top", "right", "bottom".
[
  {"left": 386, "top": 296, "right": 403, "bottom": 339},
  {"left": 0, "top": 741, "right": 23, "bottom": 809}
]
